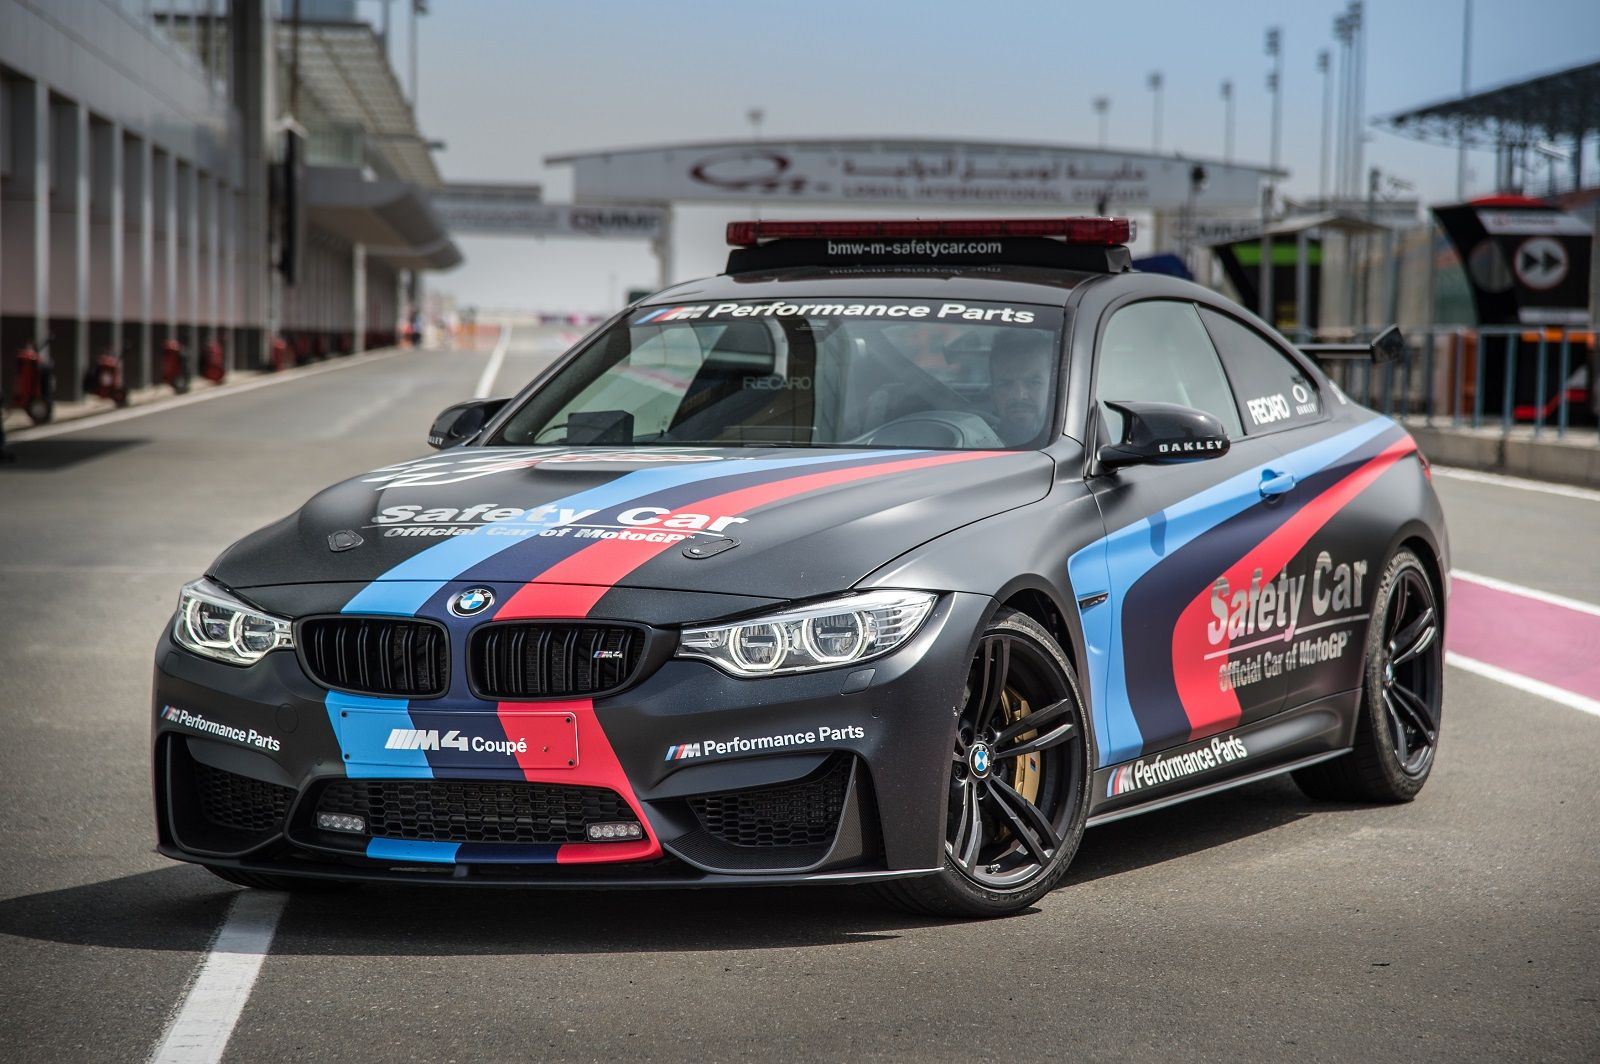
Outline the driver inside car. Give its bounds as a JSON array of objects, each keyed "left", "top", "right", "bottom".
[{"left": 986, "top": 327, "right": 1055, "bottom": 444}]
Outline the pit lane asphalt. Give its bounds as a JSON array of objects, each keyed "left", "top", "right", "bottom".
[{"left": 0, "top": 329, "right": 1595, "bottom": 1064}]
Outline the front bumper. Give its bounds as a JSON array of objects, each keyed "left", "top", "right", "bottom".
[{"left": 152, "top": 590, "right": 988, "bottom": 886}]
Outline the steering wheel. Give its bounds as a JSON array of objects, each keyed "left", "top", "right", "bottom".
[{"left": 851, "top": 410, "right": 1007, "bottom": 449}]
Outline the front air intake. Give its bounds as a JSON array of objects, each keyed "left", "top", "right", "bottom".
[{"left": 298, "top": 617, "right": 449, "bottom": 698}]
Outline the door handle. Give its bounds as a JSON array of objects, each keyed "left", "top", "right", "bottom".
[{"left": 1259, "top": 468, "right": 1297, "bottom": 498}]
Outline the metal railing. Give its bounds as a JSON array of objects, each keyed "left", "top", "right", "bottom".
[{"left": 1293, "top": 325, "right": 1598, "bottom": 442}]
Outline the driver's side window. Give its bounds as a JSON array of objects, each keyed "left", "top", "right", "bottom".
[{"left": 1095, "top": 300, "right": 1244, "bottom": 442}]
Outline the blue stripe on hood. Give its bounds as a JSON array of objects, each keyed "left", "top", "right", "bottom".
[{"left": 341, "top": 450, "right": 914, "bottom": 618}]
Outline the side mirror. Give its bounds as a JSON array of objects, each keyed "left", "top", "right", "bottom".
[
  {"left": 428, "top": 397, "right": 510, "bottom": 449},
  {"left": 1098, "top": 400, "right": 1230, "bottom": 469}
]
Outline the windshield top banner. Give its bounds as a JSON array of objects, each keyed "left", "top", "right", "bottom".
[{"left": 633, "top": 300, "right": 1046, "bottom": 326}]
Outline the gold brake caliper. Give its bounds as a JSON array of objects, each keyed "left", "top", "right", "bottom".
[{"left": 1002, "top": 690, "right": 1041, "bottom": 805}]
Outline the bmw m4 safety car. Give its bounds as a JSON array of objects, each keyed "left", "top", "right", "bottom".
[{"left": 153, "top": 217, "right": 1448, "bottom": 916}]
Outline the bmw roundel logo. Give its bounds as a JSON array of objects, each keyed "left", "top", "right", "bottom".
[
  {"left": 969, "top": 743, "right": 992, "bottom": 777},
  {"left": 450, "top": 587, "right": 495, "bottom": 617}
]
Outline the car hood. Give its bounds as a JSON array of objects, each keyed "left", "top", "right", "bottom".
[{"left": 211, "top": 446, "right": 1053, "bottom": 602}]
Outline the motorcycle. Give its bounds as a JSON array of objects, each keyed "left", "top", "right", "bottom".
[{"left": 12, "top": 337, "right": 56, "bottom": 425}]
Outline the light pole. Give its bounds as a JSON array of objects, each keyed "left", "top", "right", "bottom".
[
  {"left": 1220, "top": 80, "right": 1234, "bottom": 163},
  {"left": 746, "top": 108, "right": 765, "bottom": 218},
  {"left": 1261, "top": 27, "right": 1282, "bottom": 323},
  {"left": 1457, "top": 0, "right": 1472, "bottom": 198},
  {"left": 1147, "top": 72, "right": 1164, "bottom": 153},
  {"left": 1318, "top": 49, "right": 1332, "bottom": 203},
  {"left": 410, "top": 0, "right": 427, "bottom": 106},
  {"left": 1334, "top": 11, "right": 1352, "bottom": 199},
  {"left": 1092, "top": 96, "right": 1110, "bottom": 149}
]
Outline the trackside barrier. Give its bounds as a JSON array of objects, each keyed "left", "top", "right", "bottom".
[{"left": 1296, "top": 326, "right": 1598, "bottom": 442}]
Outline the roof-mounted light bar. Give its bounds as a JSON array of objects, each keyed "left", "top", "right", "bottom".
[{"left": 725, "top": 217, "right": 1136, "bottom": 247}]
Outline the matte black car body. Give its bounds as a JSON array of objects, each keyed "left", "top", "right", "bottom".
[{"left": 153, "top": 239, "right": 1449, "bottom": 890}]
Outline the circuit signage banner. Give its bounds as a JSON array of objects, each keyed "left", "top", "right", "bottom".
[
  {"left": 1432, "top": 203, "right": 1592, "bottom": 326},
  {"left": 553, "top": 140, "right": 1270, "bottom": 211}
]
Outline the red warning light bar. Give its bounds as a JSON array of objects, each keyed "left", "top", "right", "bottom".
[{"left": 725, "top": 217, "right": 1136, "bottom": 247}]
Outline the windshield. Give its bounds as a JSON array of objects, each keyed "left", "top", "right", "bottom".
[{"left": 496, "top": 299, "right": 1064, "bottom": 450}]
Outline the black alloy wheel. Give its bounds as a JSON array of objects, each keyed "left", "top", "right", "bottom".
[
  {"left": 878, "top": 609, "right": 1091, "bottom": 917},
  {"left": 1295, "top": 548, "right": 1444, "bottom": 803},
  {"left": 1379, "top": 564, "right": 1442, "bottom": 776}
]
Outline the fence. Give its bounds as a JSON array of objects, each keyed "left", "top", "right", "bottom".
[{"left": 1295, "top": 325, "right": 1599, "bottom": 441}]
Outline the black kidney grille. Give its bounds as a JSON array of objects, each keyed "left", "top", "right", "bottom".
[
  {"left": 300, "top": 617, "right": 448, "bottom": 697},
  {"left": 194, "top": 761, "right": 295, "bottom": 834},
  {"left": 689, "top": 758, "right": 851, "bottom": 848},
  {"left": 317, "top": 779, "right": 634, "bottom": 845},
  {"left": 471, "top": 624, "right": 642, "bottom": 699}
]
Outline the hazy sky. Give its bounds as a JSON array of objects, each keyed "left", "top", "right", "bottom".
[{"left": 395, "top": 0, "right": 1600, "bottom": 313}]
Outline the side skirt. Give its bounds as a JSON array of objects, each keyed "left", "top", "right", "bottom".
[
  {"left": 1087, "top": 749, "right": 1348, "bottom": 827},
  {"left": 1086, "top": 690, "right": 1359, "bottom": 826}
]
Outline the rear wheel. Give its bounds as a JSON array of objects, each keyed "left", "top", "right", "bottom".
[
  {"left": 877, "top": 609, "right": 1091, "bottom": 917},
  {"left": 204, "top": 865, "right": 359, "bottom": 893},
  {"left": 1294, "top": 548, "right": 1442, "bottom": 802}
]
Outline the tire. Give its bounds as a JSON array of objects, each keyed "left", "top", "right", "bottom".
[
  {"left": 876, "top": 608, "right": 1093, "bottom": 918},
  {"left": 26, "top": 394, "right": 52, "bottom": 425},
  {"left": 204, "top": 865, "right": 360, "bottom": 893},
  {"left": 1294, "top": 548, "right": 1443, "bottom": 803},
  {"left": 171, "top": 367, "right": 192, "bottom": 394}
]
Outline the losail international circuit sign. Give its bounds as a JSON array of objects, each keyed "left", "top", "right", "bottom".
[{"left": 548, "top": 139, "right": 1273, "bottom": 212}]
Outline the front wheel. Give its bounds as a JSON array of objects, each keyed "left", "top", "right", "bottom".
[{"left": 877, "top": 608, "right": 1092, "bottom": 917}]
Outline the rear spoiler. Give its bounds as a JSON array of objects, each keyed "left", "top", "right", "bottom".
[{"left": 1298, "top": 324, "right": 1405, "bottom": 365}]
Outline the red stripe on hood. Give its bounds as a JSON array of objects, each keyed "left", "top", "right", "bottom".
[
  {"left": 1171, "top": 436, "right": 1417, "bottom": 740},
  {"left": 495, "top": 450, "right": 1002, "bottom": 620}
]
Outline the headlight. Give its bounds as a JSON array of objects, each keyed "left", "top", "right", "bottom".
[
  {"left": 677, "top": 591, "right": 936, "bottom": 677},
  {"left": 173, "top": 578, "right": 294, "bottom": 666}
]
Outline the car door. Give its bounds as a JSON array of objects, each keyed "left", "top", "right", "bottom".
[
  {"left": 1195, "top": 305, "right": 1373, "bottom": 712},
  {"left": 1086, "top": 299, "right": 1291, "bottom": 765}
]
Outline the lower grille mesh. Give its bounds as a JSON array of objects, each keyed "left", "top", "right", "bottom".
[
  {"left": 689, "top": 758, "right": 851, "bottom": 848},
  {"left": 316, "top": 779, "right": 634, "bottom": 845},
  {"left": 193, "top": 761, "right": 295, "bottom": 834}
]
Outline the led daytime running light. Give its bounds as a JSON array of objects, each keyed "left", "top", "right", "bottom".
[
  {"left": 677, "top": 591, "right": 935, "bottom": 678},
  {"left": 172, "top": 578, "right": 294, "bottom": 667}
]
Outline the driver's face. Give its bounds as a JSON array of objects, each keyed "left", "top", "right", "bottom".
[{"left": 991, "top": 346, "right": 1052, "bottom": 436}]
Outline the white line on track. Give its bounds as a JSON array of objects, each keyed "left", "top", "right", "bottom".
[
  {"left": 1431, "top": 465, "right": 1600, "bottom": 503},
  {"left": 474, "top": 321, "right": 512, "bottom": 398},
  {"left": 8, "top": 346, "right": 411, "bottom": 443},
  {"left": 1446, "top": 652, "right": 1600, "bottom": 720},
  {"left": 1451, "top": 569, "right": 1600, "bottom": 617},
  {"left": 148, "top": 891, "right": 286, "bottom": 1064}
]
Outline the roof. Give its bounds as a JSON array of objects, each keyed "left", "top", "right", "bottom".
[
  {"left": 1381, "top": 58, "right": 1600, "bottom": 149},
  {"left": 280, "top": 20, "right": 442, "bottom": 188},
  {"left": 305, "top": 166, "right": 461, "bottom": 270},
  {"left": 1198, "top": 211, "right": 1392, "bottom": 247},
  {"left": 640, "top": 267, "right": 1102, "bottom": 309}
]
